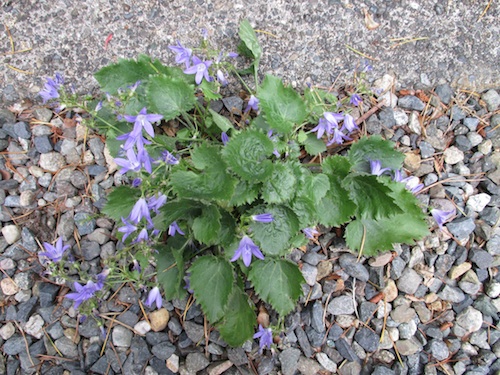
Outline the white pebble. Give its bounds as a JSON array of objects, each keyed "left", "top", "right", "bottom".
[
  {"left": 134, "top": 320, "right": 151, "bottom": 335},
  {"left": 466, "top": 193, "right": 491, "bottom": 212},
  {"left": 1, "top": 225, "right": 21, "bottom": 244}
]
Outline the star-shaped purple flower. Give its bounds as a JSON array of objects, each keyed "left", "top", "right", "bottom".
[
  {"left": 230, "top": 236, "right": 264, "bottom": 267},
  {"left": 169, "top": 41, "right": 192, "bottom": 67},
  {"left": 245, "top": 95, "right": 260, "bottom": 113},
  {"left": 65, "top": 281, "right": 98, "bottom": 309},
  {"left": 183, "top": 56, "right": 212, "bottom": 85},
  {"left": 40, "top": 237, "right": 70, "bottom": 263},
  {"left": 168, "top": 221, "right": 185, "bottom": 236},
  {"left": 124, "top": 107, "right": 163, "bottom": 139},
  {"left": 253, "top": 324, "right": 273, "bottom": 351},
  {"left": 350, "top": 93, "right": 362, "bottom": 106},
  {"left": 369, "top": 160, "right": 391, "bottom": 176},
  {"left": 129, "top": 198, "right": 154, "bottom": 226}
]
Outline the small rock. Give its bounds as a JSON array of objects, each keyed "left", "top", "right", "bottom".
[
  {"left": 390, "top": 305, "right": 416, "bottom": 323},
  {"left": 466, "top": 193, "right": 491, "bottom": 212},
  {"left": 435, "top": 84, "right": 454, "bottom": 104},
  {"left": 207, "top": 360, "right": 233, "bottom": 375},
  {"left": 397, "top": 268, "right": 422, "bottom": 295},
  {"left": 443, "top": 146, "right": 464, "bottom": 165},
  {"left": 316, "top": 260, "right": 332, "bottom": 280},
  {"left": 151, "top": 341, "right": 176, "bottom": 360},
  {"left": 404, "top": 152, "right": 421, "bottom": 172},
  {"left": 134, "top": 321, "right": 151, "bottom": 335},
  {"left": 438, "top": 285, "right": 465, "bottom": 303},
  {"left": 3, "top": 335, "right": 31, "bottom": 355},
  {"left": 398, "top": 95, "right": 425, "bottom": 111},
  {"left": 185, "top": 352, "right": 210, "bottom": 372},
  {"left": 428, "top": 339, "right": 449, "bottom": 361},
  {"left": 339, "top": 253, "right": 369, "bottom": 281},
  {"left": 1, "top": 225, "right": 21, "bottom": 244},
  {"left": 222, "top": 96, "right": 243, "bottom": 114},
  {"left": 74, "top": 212, "right": 96, "bottom": 236},
  {"left": 395, "top": 338, "right": 422, "bottom": 356},
  {"left": 449, "top": 262, "right": 472, "bottom": 279},
  {"left": 24, "top": 314, "right": 45, "bottom": 339},
  {"left": 0, "top": 322, "right": 16, "bottom": 340},
  {"left": 227, "top": 347, "right": 248, "bottom": 365},
  {"left": 87, "top": 228, "right": 110, "bottom": 245},
  {"left": 297, "top": 357, "right": 322, "bottom": 375},
  {"left": 55, "top": 336, "right": 78, "bottom": 358},
  {"left": 279, "top": 348, "right": 301, "bottom": 375},
  {"left": 112, "top": 325, "right": 133, "bottom": 347},
  {"left": 301, "top": 263, "right": 318, "bottom": 286},
  {"left": 481, "top": 89, "right": 500, "bottom": 111},
  {"left": 408, "top": 112, "right": 421, "bottom": 135},
  {"left": 335, "top": 338, "right": 360, "bottom": 362},
  {"left": 373, "top": 74, "right": 396, "bottom": 94},
  {"left": 316, "top": 352, "right": 337, "bottom": 373},
  {"left": 469, "top": 247, "right": 494, "bottom": 269},
  {"left": 447, "top": 218, "right": 476, "bottom": 243},
  {"left": 167, "top": 354, "right": 180, "bottom": 373},
  {"left": 39, "top": 152, "right": 66, "bottom": 172},
  {"left": 328, "top": 295, "right": 355, "bottom": 315},
  {"left": 456, "top": 306, "right": 483, "bottom": 333},
  {"left": 1, "top": 278, "right": 20, "bottom": 295},
  {"left": 149, "top": 308, "right": 169, "bottom": 332},
  {"left": 354, "top": 327, "right": 379, "bottom": 352}
]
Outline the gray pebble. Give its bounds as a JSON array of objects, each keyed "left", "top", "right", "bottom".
[
  {"left": 428, "top": 339, "right": 449, "bottom": 361},
  {"left": 279, "top": 348, "right": 301, "bottom": 375},
  {"left": 354, "top": 327, "right": 379, "bottom": 352},
  {"left": 469, "top": 247, "right": 494, "bottom": 269},
  {"left": 151, "top": 341, "right": 176, "bottom": 360},
  {"left": 398, "top": 95, "right": 425, "bottom": 111},
  {"left": 435, "top": 84, "right": 453, "bottom": 104},
  {"left": 34, "top": 135, "right": 53, "bottom": 153},
  {"left": 397, "top": 268, "right": 422, "bottom": 295},
  {"left": 74, "top": 212, "right": 96, "bottom": 236},
  {"left": 55, "top": 336, "right": 79, "bottom": 358},
  {"left": 328, "top": 295, "right": 355, "bottom": 315},
  {"left": 184, "top": 321, "right": 204, "bottom": 343},
  {"left": 112, "top": 325, "right": 133, "bottom": 347},
  {"left": 481, "top": 89, "right": 500, "bottom": 111},
  {"left": 447, "top": 217, "right": 475, "bottom": 241},
  {"left": 227, "top": 347, "right": 248, "bottom": 365},
  {"left": 339, "top": 253, "right": 369, "bottom": 281}
]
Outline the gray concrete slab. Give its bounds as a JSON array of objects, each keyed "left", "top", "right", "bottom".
[{"left": 1, "top": 0, "right": 498, "bottom": 102}]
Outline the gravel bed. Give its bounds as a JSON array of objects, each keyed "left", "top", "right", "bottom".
[{"left": 1, "top": 78, "right": 500, "bottom": 375}]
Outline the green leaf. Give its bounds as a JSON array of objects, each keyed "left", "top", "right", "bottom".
[
  {"left": 229, "top": 180, "right": 260, "bottom": 206},
  {"left": 291, "top": 196, "right": 317, "bottom": 228},
  {"left": 217, "top": 286, "right": 255, "bottom": 346},
  {"left": 155, "top": 237, "right": 188, "bottom": 300},
  {"left": 297, "top": 130, "right": 308, "bottom": 143},
  {"left": 345, "top": 181, "right": 429, "bottom": 256},
  {"left": 303, "top": 133, "right": 326, "bottom": 156},
  {"left": 146, "top": 75, "right": 196, "bottom": 121},
  {"left": 101, "top": 186, "right": 141, "bottom": 222},
  {"left": 348, "top": 136, "right": 405, "bottom": 173},
  {"left": 222, "top": 129, "right": 274, "bottom": 181},
  {"left": 261, "top": 163, "right": 297, "bottom": 204},
  {"left": 94, "top": 54, "right": 159, "bottom": 94},
  {"left": 238, "top": 19, "right": 262, "bottom": 63},
  {"left": 317, "top": 176, "right": 356, "bottom": 227},
  {"left": 258, "top": 75, "right": 307, "bottom": 134},
  {"left": 218, "top": 211, "right": 237, "bottom": 247},
  {"left": 298, "top": 173, "right": 330, "bottom": 204},
  {"left": 250, "top": 205, "right": 299, "bottom": 256},
  {"left": 171, "top": 145, "right": 236, "bottom": 201},
  {"left": 189, "top": 256, "right": 234, "bottom": 323},
  {"left": 154, "top": 200, "right": 200, "bottom": 228},
  {"left": 248, "top": 259, "right": 304, "bottom": 316},
  {"left": 342, "top": 175, "right": 402, "bottom": 219},
  {"left": 192, "top": 205, "right": 221, "bottom": 246},
  {"left": 200, "top": 79, "right": 222, "bottom": 101},
  {"left": 208, "top": 109, "right": 233, "bottom": 132},
  {"left": 322, "top": 155, "right": 352, "bottom": 179}
]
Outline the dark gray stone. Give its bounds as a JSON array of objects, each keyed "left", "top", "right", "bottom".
[
  {"left": 17, "top": 297, "right": 38, "bottom": 323},
  {"left": 0, "top": 179, "right": 20, "bottom": 190},
  {"left": 335, "top": 338, "right": 360, "bottom": 362},
  {"left": 79, "top": 316, "right": 102, "bottom": 338},
  {"left": 90, "top": 356, "right": 109, "bottom": 375},
  {"left": 464, "top": 117, "right": 479, "bottom": 131},
  {"left": 279, "top": 348, "right": 301, "bottom": 375},
  {"left": 151, "top": 341, "right": 176, "bottom": 360},
  {"left": 339, "top": 253, "right": 369, "bottom": 281},
  {"left": 258, "top": 356, "right": 275, "bottom": 375},
  {"left": 74, "top": 212, "right": 96, "bottom": 236},
  {"left": 354, "top": 327, "right": 379, "bottom": 352},
  {"left": 359, "top": 301, "right": 377, "bottom": 323},
  {"left": 469, "top": 247, "right": 494, "bottom": 269},
  {"left": 84, "top": 343, "right": 101, "bottom": 369},
  {"left": 34, "top": 135, "right": 53, "bottom": 153},
  {"left": 46, "top": 322, "right": 64, "bottom": 340},
  {"left": 372, "top": 366, "right": 395, "bottom": 375},
  {"left": 446, "top": 217, "right": 475, "bottom": 240},
  {"left": 222, "top": 96, "right": 244, "bottom": 114},
  {"left": 168, "top": 317, "right": 182, "bottom": 336},
  {"left": 450, "top": 105, "right": 466, "bottom": 121},
  {"left": 418, "top": 141, "right": 435, "bottom": 159},
  {"left": 86, "top": 164, "right": 107, "bottom": 176},
  {"left": 295, "top": 325, "right": 314, "bottom": 357},
  {"left": 39, "top": 282, "right": 60, "bottom": 307},
  {"left": 398, "top": 95, "right": 425, "bottom": 111},
  {"left": 145, "top": 332, "right": 169, "bottom": 346},
  {"left": 435, "top": 84, "right": 454, "bottom": 104},
  {"left": 227, "top": 347, "right": 248, "bottom": 366},
  {"left": 438, "top": 285, "right": 465, "bottom": 303},
  {"left": 186, "top": 352, "right": 210, "bottom": 372},
  {"left": 131, "top": 337, "right": 151, "bottom": 364},
  {"left": 80, "top": 240, "right": 101, "bottom": 261},
  {"left": 3, "top": 335, "right": 31, "bottom": 355},
  {"left": 106, "top": 349, "right": 128, "bottom": 372},
  {"left": 13, "top": 122, "right": 31, "bottom": 138},
  {"left": 117, "top": 311, "right": 139, "bottom": 327},
  {"left": 454, "top": 135, "right": 472, "bottom": 151},
  {"left": 378, "top": 107, "right": 396, "bottom": 127},
  {"left": 184, "top": 320, "right": 204, "bottom": 343},
  {"left": 311, "top": 301, "right": 325, "bottom": 333},
  {"left": 427, "top": 339, "right": 449, "bottom": 361}
]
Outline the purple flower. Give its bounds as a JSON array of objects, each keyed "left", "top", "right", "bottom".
[
  {"left": 402, "top": 176, "right": 424, "bottom": 194},
  {"left": 253, "top": 324, "right": 273, "bottom": 351},
  {"left": 116, "top": 127, "right": 152, "bottom": 151},
  {"left": 311, "top": 112, "right": 344, "bottom": 139},
  {"left": 39, "top": 73, "right": 64, "bottom": 103},
  {"left": 134, "top": 228, "right": 149, "bottom": 243},
  {"left": 326, "top": 128, "right": 351, "bottom": 146},
  {"left": 132, "top": 259, "right": 141, "bottom": 273},
  {"left": 252, "top": 213, "right": 274, "bottom": 223},
  {"left": 216, "top": 69, "right": 228, "bottom": 86},
  {"left": 228, "top": 52, "right": 239, "bottom": 58},
  {"left": 168, "top": 221, "right": 185, "bottom": 236},
  {"left": 129, "top": 198, "right": 154, "bottom": 226},
  {"left": 431, "top": 208, "right": 456, "bottom": 229},
  {"left": 169, "top": 41, "right": 192, "bottom": 67},
  {"left": 184, "top": 56, "right": 212, "bottom": 85},
  {"left": 118, "top": 217, "right": 137, "bottom": 242},
  {"left": 115, "top": 148, "right": 142, "bottom": 175},
  {"left": 148, "top": 193, "right": 167, "bottom": 214},
  {"left": 132, "top": 178, "right": 142, "bottom": 187},
  {"left": 124, "top": 107, "right": 163, "bottom": 139},
  {"left": 145, "top": 286, "right": 163, "bottom": 309},
  {"left": 184, "top": 273, "right": 193, "bottom": 293},
  {"left": 128, "top": 80, "right": 141, "bottom": 93},
  {"left": 201, "top": 28, "right": 209, "bottom": 40},
  {"left": 159, "top": 150, "right": 179, "bottom": 165},
  {"left": 350, "top": 93, "right": 362, "bottom": 106},
  {"left": 95, "top": 269, "right": 109, "bottom": 290},
  {"left": 342, "top": 114, "right": 359, "bottom": 133},
  {"left": 40, "top": 237, "right": 70, "bottom": 262},
  {"left": 95, "top": 101, "right": 103, "bottom": 112},
  {"left": 302, "top": 227, "right": 319, "bottom": 239},
  {"left": 370, "top": 160, "right": 391, "bottom": 176},
  {"left": 65, "top": 281, "right": 98, "bottom": 309},
  {"left": 221, "top": 132, "right": 229, "bottom": 146},
  {"left": 245, "top": 95, "right": 259, "bottom": 113},
  {"left": 230, "top": 236, "right": 264, "bottom": 267}
]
